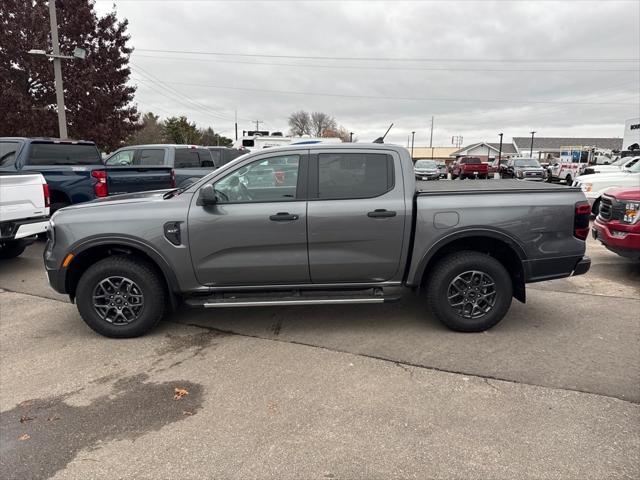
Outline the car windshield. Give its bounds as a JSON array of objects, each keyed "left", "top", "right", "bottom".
[
  {"left": 415, "top": 160, "right": 437, "bottom": 169},
  {"left": 625, "top": 161, "right": 640, "bottom": 173},
  {"left": 515, "top": 159, "right": 540, "bottom": 167}
]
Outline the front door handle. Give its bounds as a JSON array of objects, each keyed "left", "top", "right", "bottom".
[
  {"left": 269, "top": 212, "right": 299, "bottom": 221},
  {"left": 367, "top": 209, "right": 396, "bottom": 218}
]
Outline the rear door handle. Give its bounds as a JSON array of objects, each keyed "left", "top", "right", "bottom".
[
  {"left": 269, "top": 212, "right": 299, "bottom": 221},
  {"left": 367, "top": 209, "right": 396, "bottom": 218}
]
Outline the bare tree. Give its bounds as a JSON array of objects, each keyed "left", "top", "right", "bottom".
[
  {"left": 288, "top": 110, "right": 311, "bottom": 136},
  {"left": 323, "top": 125, "right": 352, "bottom": 142},
  {"left": 310, "top": 112, "right": 337, "bottom": 137}
]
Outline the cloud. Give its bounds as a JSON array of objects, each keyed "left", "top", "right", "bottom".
[{"left": 96, "top": 0, "right": 639, "bottom": 146}]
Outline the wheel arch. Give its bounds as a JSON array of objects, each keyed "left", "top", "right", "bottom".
[
  {"left": 415, "top": 229, "right": 526, "bottom": 303},
  {"left": 65, "top": 236, "right": 180, "bottom": 307}
]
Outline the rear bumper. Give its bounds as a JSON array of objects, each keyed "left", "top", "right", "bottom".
[
  {"left": 0, "top": 216, "right": 49, "bottom": 241},
  {"left": 523, "top": 255, "right": 591, "bottom": 283}
]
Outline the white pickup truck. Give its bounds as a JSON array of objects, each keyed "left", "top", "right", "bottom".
[{"left": 0, "top": 173, "right": 50, "bottom": 259}]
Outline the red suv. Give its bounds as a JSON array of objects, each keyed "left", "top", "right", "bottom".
[
  {"left": 450, "top": 157, "right": 489, "bottom": 179},
  {"left": 592, "top": 188, "right": 640, "bottom": 260}
]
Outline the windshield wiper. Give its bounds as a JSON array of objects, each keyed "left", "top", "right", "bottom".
[{"left": 163, "top": 187, "right": 184, "bottom": 199}]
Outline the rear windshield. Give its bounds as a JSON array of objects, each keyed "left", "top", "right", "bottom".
[
  {"left": 461, "top": 158, "right": 481, "bottom": 164},
  {"left": 27, "top": 143, "right": 101, "bottom": 165}
]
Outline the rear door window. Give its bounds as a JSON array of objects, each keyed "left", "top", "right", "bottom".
[
  {"left": 26, "top": 143, "right": 102, "bottom": 165},
  {"left": 174, "top": 149, "right": 200, "bottom": 168},
  {"left": 316, "top": 153, "right": 394, "bottom": 200},
  {"left": 136, "top": 149, "right": 165, "bottom": 166},
  {"left": 0, "top": 141, "right": 21, "bottom": 167}
]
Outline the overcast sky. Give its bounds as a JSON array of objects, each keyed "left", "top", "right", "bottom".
[{"left": 95, "top": 0, "right": 640, "bottom": 147}]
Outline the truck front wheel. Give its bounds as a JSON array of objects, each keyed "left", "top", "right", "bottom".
[
  {"left": 76, "top": 256, "right": 166, "bottom": 338},
  {"left": 426, "top": 251, "right": 513, "bottom": 332}
]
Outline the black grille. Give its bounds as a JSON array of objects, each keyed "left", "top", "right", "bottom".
[{"left": 598, "top": 196, "right": 625, "bottom": 221}]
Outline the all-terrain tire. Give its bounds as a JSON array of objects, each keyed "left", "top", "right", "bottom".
[
  {"left": 426, "top": 251, "right": 513, "bottom": 332},
  {"left": 76, "top": 255, "right": 166, "bottom": 338},
  {"left": 0, "top": 242, "right": 26, "bottom": 259}
]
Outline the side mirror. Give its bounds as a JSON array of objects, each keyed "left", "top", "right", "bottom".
[{"left": 198, "top": 184, "right": 218, "bottom": 206}]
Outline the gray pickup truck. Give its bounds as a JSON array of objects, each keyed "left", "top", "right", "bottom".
[{"left": 44, "top": 144, "right": 591, "bottom": 338}]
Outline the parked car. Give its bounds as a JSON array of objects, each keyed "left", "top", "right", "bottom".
[
  {"left": 573, "top": 160, "right": 640, "bottom": 214},
  {"left": 503, "top": 158, "right": 545, "bottom": 181},
  {"left": 413, "top": 159, "right": 440, "bottom": 181},
  {"left": 489, "top": 158, "right": 508, "bottom": 177},
  {"left": 0, "top": 172, "right": 49, "bottom": 259},
  {"left": 206, "top": 147, "right": 247, "bottom": 168},
  {"left": 436, "top": 162, "right": 448, "bottom": 178},
  {"left": 105, "top": 144, "right": 216, "bottom": 188},
  {"left": 45, "top": 143, "right": 591, "bottom": 338},
  {"left": 581, "top": 156, "right": 640, "bottom": 176},
  {"left": 592, "top": 188, "right": 640, "bottom": 260},
  {"left": 0, "top": 138, "right": 175, "bottom": 214},
  {"left": 450, "top": 157, "right": 489, "bottom": 179}
]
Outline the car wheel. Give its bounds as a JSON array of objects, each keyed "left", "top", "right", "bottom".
[
  {"left": 426, "top": 251, "right": 513, "bottom": 332},
  {"left": 76, "top": 255, "right": 166, "bottom": 338},
  {"left": 0, "top": 241, "right": 26, "bottom": 259},
  {"left": 565, "top": 174, "right": 572, "bottom": 185}
]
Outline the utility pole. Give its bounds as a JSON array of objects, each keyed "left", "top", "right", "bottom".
[
  {"left": 498, "top": 132, "right": 503, "bottom": 163},
  {"left": 429, "top": 116, "right": 434, "bottom": 159},
  {"left": 254, "top": 120, "right": 263, "bottom": 132},
  {"left": 49, "top": 0, "right": 67, "bottom": 139},
  {"left": 530, "top": 131, "right": 536, "bottom": 156},
  {"left": 411, "top": 131, "right": 416, "bottom": 159},
  {"left": 350, "top": 132, "right": 354, "bottom": 143},
  {"left": 234, "top": 109, "right": 238, "bottom": 140}
]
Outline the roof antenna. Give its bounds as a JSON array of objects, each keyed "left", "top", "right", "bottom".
[{"left": 373, "top": 123, "right": 394, "bottom": 144}]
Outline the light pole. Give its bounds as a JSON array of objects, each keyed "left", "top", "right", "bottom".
[
  {"left": 530, "top": 131, "right": 536, "bottom": 157},
  {"left": 411, "top": 131, "right": 416, "bottom": 158},
  {"left": 350, "top": 132, "right": 354, "bottom": 143},
  {"left": 498, "top": 132, "right": 503, "bottom": 162},
  {"left": 28, "top": 1, "right": 85, "bottom": 139}
]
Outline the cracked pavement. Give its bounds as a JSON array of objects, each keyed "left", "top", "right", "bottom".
[{"left": 0, "top": 236, "right": 638, "bottom": 479}]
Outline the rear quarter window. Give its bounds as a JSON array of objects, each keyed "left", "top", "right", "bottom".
[
  {"left": 317, "top": 152, "right": 394, "bottom": 200},
  {"left": 0, "top": 141, "right": 21, "bottom": 167},
  {"left": 174, "top": 149, "right": 200, "bottom": 168},
  {"left": 26, "top": 143, "right": 102, "bottom": 165}
]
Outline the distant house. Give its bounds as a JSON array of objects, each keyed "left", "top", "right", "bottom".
[
  {"left": 511, "top": 137, "right": 623, "bottom": 159},
  {"left": 450, "top": 142, "right": 517, "bottom": 162}
]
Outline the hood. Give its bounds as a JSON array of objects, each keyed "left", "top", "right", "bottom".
[
  {"left": 603, "top": 187, "right": 640, "bottom": 201},
  {"left": 59, "top": 189, "right": 173, "bottom": 212},
  {"left": 577, "top": 171, "right": 637, "bottom": 183}
]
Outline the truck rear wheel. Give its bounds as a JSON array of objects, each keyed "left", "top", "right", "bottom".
[
  {"left": 0, "top": 241, "right": 27, "bottom": 259},
  {"left": 426, "top": 251, "right": 512, "bottom": 332},
  {"left": 76, "top": 255, "right": 166, "bottom": 338}
]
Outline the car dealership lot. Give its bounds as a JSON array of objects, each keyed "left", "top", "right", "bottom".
[{"left": 1, "top": 236, "right": 638, "bottom": 479}]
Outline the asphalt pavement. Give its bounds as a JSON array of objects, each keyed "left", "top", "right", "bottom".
[{"left": 0, "top": 235, "right": 638, "bottom": 479}]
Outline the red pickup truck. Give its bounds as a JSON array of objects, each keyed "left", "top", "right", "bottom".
[
  {"left": 592, "top": 188, "right": 640, "bottom": 260},
  {"left": 451, "top": 157, "right": 489, "bottom": 180}
]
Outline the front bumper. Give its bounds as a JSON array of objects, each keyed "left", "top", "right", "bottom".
[{"left": 592, "top": 217, "right": 640, "bottom": 259}]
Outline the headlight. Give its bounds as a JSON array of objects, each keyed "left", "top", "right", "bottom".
[
  {"left": 581, "top": 183, "right": 592, "bottom": 192},
  {"left": 623, "top": 202, "right": 640, "bottom": 224}
]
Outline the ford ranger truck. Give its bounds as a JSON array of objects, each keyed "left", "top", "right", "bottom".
[
  {"left": 593, "top": 188, "right": 640, "bottom": 260},
  {"left": 44, "top": 144, "right": 591, "bottom": 338}
]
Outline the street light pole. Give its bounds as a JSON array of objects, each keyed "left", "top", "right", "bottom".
[
  {"left": 48, "top": 0, "right": 68, "bottom": 139},
  {"left": 411, "top": 131, "right": 416, "bottom": 158},
  {"left": 350, "top": 132, "right": 353, "bottom": 143},
  {"left": 530, "top": 131, "right": 536, "bottom": 157},
  {"left": 498, "top": 132, "right": 503, "bottom": 162}
]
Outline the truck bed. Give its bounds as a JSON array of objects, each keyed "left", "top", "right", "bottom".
[{"left": 416, "top": 179, "right": 581, "bottom": 195}]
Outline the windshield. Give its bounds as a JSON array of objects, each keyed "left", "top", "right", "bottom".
[
  {"left": 515, "top": 159, "right": 541, "bottom": 167},
  {"left": 626, "top": 161, "right": 640, "bottom": 173},
  {"left": 415, "top": 160, "right": 437, "bottom": 169}
]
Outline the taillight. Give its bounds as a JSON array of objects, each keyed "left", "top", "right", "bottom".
[
  {"left": 91, "top": 169, "right": 108, "bottom": 197},
  {"left": 42, "top": 183, "right": 50, "bottom": 208},
  {"left": 574, "top": 201, "right": 591, "bottom": 240},
  {"left": 170, "top": 169, "right": 176, "bottom": 188}
]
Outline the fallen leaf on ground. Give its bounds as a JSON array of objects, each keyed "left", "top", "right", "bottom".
[
  {"left": 19, "top": 415, "right": 34, "bottom": 423},
  {"left": 182, "top": 410, "right": 193, "bottom": 416},
  {"left": 174, "top": 388, "right": 189, "bottom": 400},
  {"left": 18, "top": 434, "right": 30, "bottom": 441},
  {"left": 47, "top": 416, "right": 60, "bottom": 422}
]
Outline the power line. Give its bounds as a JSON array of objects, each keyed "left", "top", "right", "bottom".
[
  {"left": 132, "top": 54, "right": 639, "bottom": 73},
  {"left": 134, "top": 48, "right": 639, "bottom": 64},
  {"left": 143, "top": 79, "right": 636, "bottom": 106}
]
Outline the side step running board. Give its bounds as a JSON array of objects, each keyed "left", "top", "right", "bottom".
[{"left": 184, "top": 288, "right": 401, "bottom": 308}]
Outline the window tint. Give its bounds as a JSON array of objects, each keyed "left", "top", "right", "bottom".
[
  {"left": 197, "top": 149, "right": 214, "bottom": 167},
  {"left": 174, "top": 149, "right": 199, "bottom": 168},
  {"left": 137, "top": 149, "right": 165, "bottom": 166},
  {"left": 27, "top": 143, "right": 101, "bottom": 165},
  {"left": 242, "top": 139, "right": 255, "bottom": 147},
  {"left": 207, "top": 149, "right": 222, "bottom": 167},
  {"left": 0, "top": 142, "right": 21, "bottom": 167},
  {"left": 317, "top": 153, "right": 393, "bottom": 200},
  {"left": 213, "top": 155, "right": 300, "bottom": 203},
  {"left": 461, "top": 158, "right": 481, "bottom": 164},
  {"left": 106, "top": 150, "right": 135, "bottom": 166}
]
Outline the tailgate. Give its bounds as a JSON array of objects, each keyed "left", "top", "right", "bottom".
[
  {"left": 0, "top": 173, "right": 46, "bottom": 222},
  {"left": 105, "top": 167, "right": 174, "bottom": 195}
]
